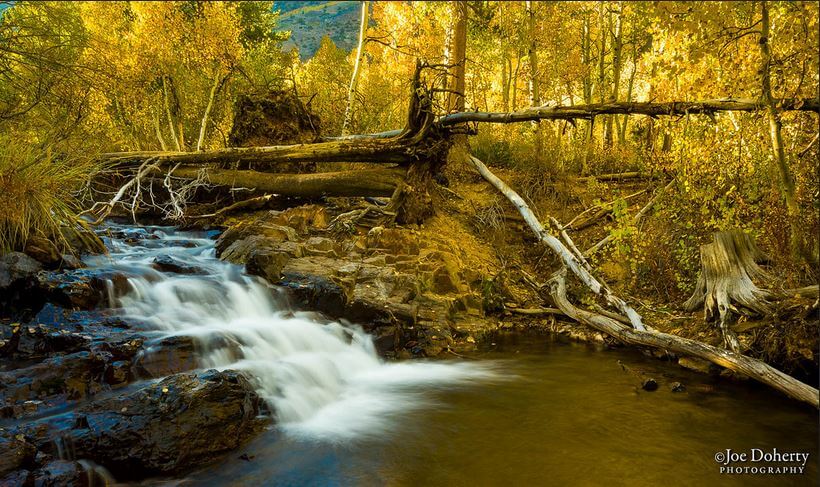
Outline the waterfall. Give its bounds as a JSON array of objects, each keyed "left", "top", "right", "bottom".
[{"left": 87, "top": 223, "right": 499, "bottom": 441}]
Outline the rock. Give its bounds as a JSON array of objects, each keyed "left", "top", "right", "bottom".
[
  {"left": 641, "top": 378, "right": 658, "bottom": 391},
  {"left": 60, "top": 255, "right": 85, "bottom": 270},
  {"left": 0, "top": 351, "right": 106, "bottom": 407},
  {"left": 0, "top": 252, "right": 44, "bottom": 316},
  {"left": 132, "top": 335, "right": 199, "bottom": 378},
  {"left": 65, "top": 370, "right": 265, "bottom": 477},
  {"left": 0, "top": 431, "right": 36, "bottom": 477},
  {"left": 1, "top": 469, "right": 31, "bottom": 487},
  {"left": 37, "top": 269, "right": 129, "bottom": 310},
  {"left": 151, "top": 255, "right": 201, "bottom": 275},
  {"left": 24, "top": 236, "right": 62, "bottom": 269},
  {"left": 670, "top": 382, "right": 686, "bottom": 393},
  {"left": 32, "top": 460, "right": 84, "bottom": 486}
]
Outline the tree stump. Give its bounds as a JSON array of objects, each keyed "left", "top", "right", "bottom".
[{"left": 684, "top": 230, "right": 773, "bottom": 352}]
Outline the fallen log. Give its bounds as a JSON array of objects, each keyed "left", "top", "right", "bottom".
[
  {"left": 469, "top": 155, "right": 647, "bottom": 331},
  {"left": 169, "top": 166, "right": 404, "bottom": 198},
  {"left": 576, "top": 171, "right": 649, "bottom": 182},
  {"left": 99, "top": 136, "right": 423, "bottom": 168},
  {"left": 548, "top": 269, "right": 819, "bottom": 408},
  {"left": 439, "top": 98, "right": 820, "bottom": 126},
  {"left": 565, "top": 188, "right": 648, "bottom": 231}
]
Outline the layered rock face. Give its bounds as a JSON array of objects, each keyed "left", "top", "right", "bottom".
[{"left": 216, "top": 205, "right": 502, "bottom": 357}]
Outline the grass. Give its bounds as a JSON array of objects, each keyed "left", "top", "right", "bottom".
[{"left": 0, "top": 135, "right": 99, "bottom": 254}]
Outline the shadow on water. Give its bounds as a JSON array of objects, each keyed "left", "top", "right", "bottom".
[{"left": 179, "top": 334, "right": 818, "bottom": 487}]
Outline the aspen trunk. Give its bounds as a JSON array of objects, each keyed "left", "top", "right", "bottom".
[
  {"left": 197, "top": 68, "right": 228, "bottom": 152},
  {"left": 163, "top": 76, "right": 182, "bottom": 152},
  {"left": 341, "top": 1, "right": 370, "bottom": 136},
  {"left": 525, "top": 1, "right": 542, "bottom": 158},
  {"left": 759, "top": 1, "right": 802, "bottom": 260}
]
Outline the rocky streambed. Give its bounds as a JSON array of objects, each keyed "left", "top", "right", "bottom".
[
  {"left": 0, "top": 221, "right": 500, "bottom": 484},
  {"left": 1, "top": 215, "right": 816, "bottom": 486}
]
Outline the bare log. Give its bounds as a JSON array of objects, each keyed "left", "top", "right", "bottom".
[
  {"left": 99, "top": 136, "right": 425, "bottom": 168},
  {"left": 566, "top": 188, "right": 648, "bottom": 230},
  {"left": 469, "top": 155, "right": 647, "bottom": 331},
  {"left": 549, "top": 269, "right": 819, "bottom": 408},
  {"left": 439, "top": 98, "right": 820, "bottom": 126},
  {"left": 169, "top": 166, "right": 404, "bottom": 198},
  {"left": 576, "top": 171, "right": 649, "bottom": 182}
]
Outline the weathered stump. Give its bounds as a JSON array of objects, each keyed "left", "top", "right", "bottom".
[{"left": 684, "top": 230, "right": 773, "bottom": 352}]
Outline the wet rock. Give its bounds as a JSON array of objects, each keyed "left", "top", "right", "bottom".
[
  {"left": 641, "top": 378, "right": 658, "bottom": 391},
  {"left": 0, "top": 351, "right": 105, "bottom": 407},
  {"left": 65, "top": 370, "right": 265, "bottom": 477},
  {"left": 0, "top": 252, "right": 44, "bottom": 317},
  {"left": 1, "top": 469, "right": 31, "bottom": 487},
  {"left": 0, "top": 430, "right": 36, "bottom": 477},
  {"left": 151, "top": 255, "right": 201, "bottom": 275},
  {"left": 132, "top": 335, "right": 199, "bottom": 378},
  {"left": 3, "top": 323, "right": 91, "bottom": 360},
  {"left": 37, "top": 270, "right": 129, "bottom": 310},
  {"left": 670, "top": 382, "right": 686, "bottom": 392},
  {"left": 32, "top": 460, "right": 83, "bottom": 486},
  {"left": 103, "top": 361, "right": 131, "bottom": 387},
  {"left": 24, "top": 236, "right": 62, "bottom": 269}
]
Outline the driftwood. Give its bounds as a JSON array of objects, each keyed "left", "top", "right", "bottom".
[
  {"left": 684, "top": 230, "right": 774, "bottom": 352},
  {"left": 469, "top": 155, "right": 647, "bottom": 331},
  {"left": 549, "top": 269, "right": 819, "bottom": 408},
  {"left": 439, "top": 98, "right": 820, "bottom": 126}
]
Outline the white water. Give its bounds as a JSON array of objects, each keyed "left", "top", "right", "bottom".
[{"left": 86, "top": 224, "right": 499, "bottom": 441}]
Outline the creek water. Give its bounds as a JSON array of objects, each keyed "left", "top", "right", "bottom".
[{"left": 87, "top": 224, "right": 816, "bottom": 486}]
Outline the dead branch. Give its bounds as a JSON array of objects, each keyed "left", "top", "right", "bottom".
[
  {"left": 548, "top": 268, "right": 818, "bottom": 408},
  {"left": 584, "top": 179, "right": 676, "bottom": 257},
  {"left": 470, "top": 155, "right": 648, "bottom": 331}
]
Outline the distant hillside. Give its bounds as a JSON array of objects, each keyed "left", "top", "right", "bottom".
[{"left": 273, "top": 1, "right": 361, "bottom": 59}]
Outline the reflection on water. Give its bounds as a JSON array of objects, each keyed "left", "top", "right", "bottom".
[{"left": 184, "top": 335, "right": 818, "bottom": 487}]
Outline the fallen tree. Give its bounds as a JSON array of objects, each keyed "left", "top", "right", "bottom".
[
  {"left": 439, "top": 98, "right": 820, "bottom": 125},
  {"left": 469, "top": 155, "right": 647, "bottom": 331},
  {"left": 548, "top": 269, "right": 819, "bottom": 408},
  {"left": 169, "top": 166, "right": 404, "bottom": 198}
]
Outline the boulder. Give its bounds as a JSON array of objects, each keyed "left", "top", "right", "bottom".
[
  {"left": 31, "top": 460, "right": 84, "bottom": 486},
  {"left": 63, "top": 370, "right": 265, "bottom": 478},
  {"left": 23, "top": 236, "right": 62, "bottom": 269},
  {"left": 0, "top": 252, "right": 44, "bottom": 317},
  {"left": 151, "top": 255, "right": 202, "bottom": 275}
]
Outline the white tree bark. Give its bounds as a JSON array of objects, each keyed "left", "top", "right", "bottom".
[{"left": 341, "top": 1, "right": 370, "bottom": 136}]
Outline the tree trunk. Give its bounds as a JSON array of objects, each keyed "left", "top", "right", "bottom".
[
  {"left": 525, "top": 1, "right": 542, "bottom": 158},
  {"left": 162, "top": 76, "right": 181, "bottom": 152},
  {"left": 603, "top": 2, "right": 622, "bottom": 147},
  {"left": 437, "top": 98, "right": 819, "bottom": 125},
  {"left": 502, "top": 54, "right": 510, "bottom": 113},
  {"left": 170, "top": 166, "right": 404, "bottom": 198},
  {"left": 153, "top": 110, "right": 168, "bottom": 151},
  {"left": 446, "top": 1, "right": 467, "bottom": 116},
  {"left": 618, "top": 37, "right": 637, "bottom": 143},
  {"left": 341, "top": 1, "right": 370, "bottom": 136},
  {"left": 197, "top": 68, "right": 229, "bottom": 152},
  {"left": 548, "top": 270, "right": 819, "bottom": 408},
  {"left": 683, "top": 230, "right": 774, "bottom": 352},
  {"left": 760, "top": 0, "right": 803, "bottom": 260},
  {"left": 100, "top": 136, "right": 426, "bottom": 168}
]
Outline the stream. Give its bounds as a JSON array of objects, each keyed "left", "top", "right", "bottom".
[{"left": 13, "top": 223, "right": 818, "bottom": 486}]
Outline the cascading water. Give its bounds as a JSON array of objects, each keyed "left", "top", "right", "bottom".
[{"left": 87, "top": 223, "right": 500, "bottom": 441}]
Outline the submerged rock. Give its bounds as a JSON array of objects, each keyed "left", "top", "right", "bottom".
[{"left": 151, "top": 255, "right": 202, "bottom": 275}]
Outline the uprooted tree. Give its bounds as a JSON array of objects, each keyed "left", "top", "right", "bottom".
[{"left": 89, "top": 62, "right": 820, "bottom": 408}]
